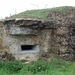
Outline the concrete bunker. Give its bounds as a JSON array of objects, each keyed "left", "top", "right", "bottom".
[
  {"left": 1, "top": 17, "right": 75, "bottom": 61},
  {"left": 0, "top": 18, "right": 55, "bottom": 61}
]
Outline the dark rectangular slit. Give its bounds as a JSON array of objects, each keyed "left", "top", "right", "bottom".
[{"left": 21, "top": 45, "right": 35, "bottom": 51}]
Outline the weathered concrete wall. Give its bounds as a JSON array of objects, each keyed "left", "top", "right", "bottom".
[
  {"left": 4, "top": 29, "right": 51, "bottom": 60},
  {"left": 1, "top": 17, "right": 75, "bottom": 61},
  {"left": 9, "top": 26, "right": 38, "bottom": 35},
  {"left": 0, "top": 19, "right": 52, "bottom": 61}
]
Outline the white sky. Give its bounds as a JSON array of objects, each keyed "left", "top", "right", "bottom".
[{"left": 0, "top": 0, "right": 75, "bottom": 19}]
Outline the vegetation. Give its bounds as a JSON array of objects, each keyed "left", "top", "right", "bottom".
[
  {"left": 5, "top": 6, "right": 75, "bottom": 75},
  {"left": 11, "top": 6, "right": 75, "bottom": 20},
  {"left": 0, "top": 59, "right": 75, "bottom": 75}
]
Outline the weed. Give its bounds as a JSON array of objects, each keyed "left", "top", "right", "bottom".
[
  {"left": 0, "top": 58, "right": 74, "bottom": 75},
  {"left": 48, "top": 49, "right": 55, "bottom": 53}
]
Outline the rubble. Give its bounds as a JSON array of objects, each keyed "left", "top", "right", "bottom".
[{"left": 48, "top": 10, "right": 75, "bottom": 61}]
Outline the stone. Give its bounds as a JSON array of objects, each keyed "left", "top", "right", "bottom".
[
  {"left": 56, "top": 27, "right": 68, "bottom": 35},
  {"left": 0, "top": 49, "right": 15, "bottom": 61}
]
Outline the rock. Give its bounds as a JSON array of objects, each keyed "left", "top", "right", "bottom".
[
  {"left": 56, "top": 27, "right": 68, "bottom": 35},
  {"left": 40, "top": 54, "right": 49, "bottom": 58},
  {"left": 0, "top": 49, "right": 15, "bottom": 61}
]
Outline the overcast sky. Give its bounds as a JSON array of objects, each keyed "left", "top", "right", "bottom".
[{"left": 0, "top": 0, "right": 75, "bottom": 19}]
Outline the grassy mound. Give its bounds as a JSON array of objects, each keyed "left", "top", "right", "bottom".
[{"left": 11, "top": 6, "right": 75, "bottom": 20}]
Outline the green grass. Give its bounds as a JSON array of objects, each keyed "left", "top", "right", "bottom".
[
  {"left": 11, "top": 6, "right": 75, "bottom": 20},
  {"left": 11, "top": 8, "right": 50, "bottom": 19},
  {"left": 0, "top": 59, "right": 75, "bottom": 75}
]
